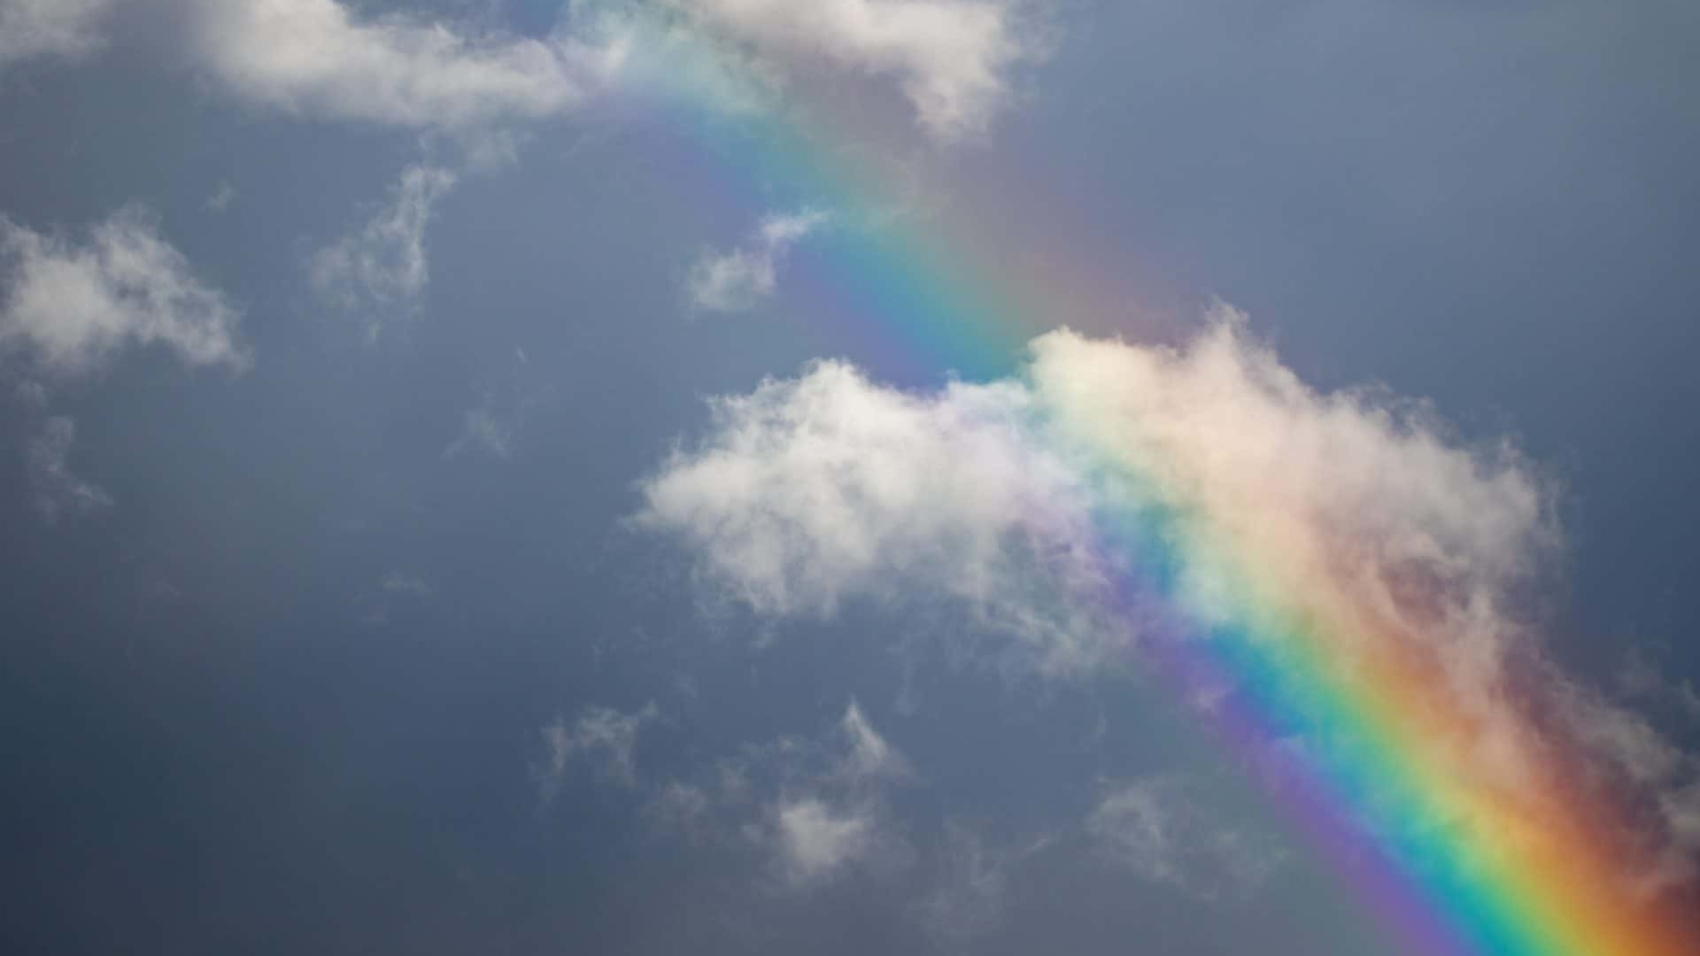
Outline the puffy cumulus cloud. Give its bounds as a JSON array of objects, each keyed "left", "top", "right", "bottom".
[
  {"left": 0, "top": 0, "right": 114, "bottom": 68},
  {"left": 640, "top": 310, "right": 1700, "bottom": 888},
  {"left": 686, "top": 210, "right": 827, "bottom": 313},
  {"left": 537, "top": 702, "right": 659, "bottom": 800},
  {"left": 657, "top": 0, "right": 1033, "bottom": 139},
  {"left": 1087, "top": 775, "right": 1285, "bottom": 899},
  {"left": 635, "top": 347, "right": 1127, "bottom": 678},
  {"left": 0, "top": 208, "right": 248, "bottom": 376},
  {"left": 26, "top": 416, "right": 111, "bottom": 522},
  {"left": 309, "top": 165, "right": 455, "bottom": 334},
  {"left": 184, "top": 0, "right": 620, "bottom": 133}
]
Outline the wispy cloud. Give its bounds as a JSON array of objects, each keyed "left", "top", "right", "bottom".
[
  {"left": 443, "top": 349, "right": 550, "bottom": 460},
  {"left": 380, "top": 572, "right": 430, "bottom": 597},
  {"left": 309, "top": 165, "right": 456, "bottom": 336},
  {"left": 537, "top": 703, "right": 660, "bottom": 801},
  {"left": 0, "top": 207, "right": 248, "bottom": 376},
  {"left": 0, "top": 0, "right": 114, "bottom": 69},
  {"left": 26, "top": 415, "right": 111, "bottom": 522},
  {"left": 686, "top": 210, "right": 827, "bottom": 314},
  {"left": 915, "top": 821, "right": 1050, "bottom": 943},
  {"left": 643, "top": 700, "right": 915, "bottom": 887},
  {"left": 1087, "top": 775, "right": 1285, "bottom": 899},
  {"left": 205, "top": 182, "right": 237, "bottom": 214}
]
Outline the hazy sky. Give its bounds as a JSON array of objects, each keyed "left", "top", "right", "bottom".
[{"left": 2, "top": 2, "right": 1697, "bottom": 954}]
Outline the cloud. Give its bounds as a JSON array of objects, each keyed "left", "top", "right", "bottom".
[
  {"left": 1620, "top": 651, "right": 1700, "bottom": 727},
  {"left": 0, "top": 207, "right": 248, "bottom": 376},
  {"left": 914, "top": 822, "right": 1049, "bottom": 943},
  {"left": 769, "top": 796, "right": 880, "bottom": 883},
  {"left": 184, "top": 0, "right": 618, "bottom": 133},
  {"left": 838, "top": 699, "right": 910, "bottom": 782},
  {"left": 443, "top": 351, "right": 549, "bottom": 460},
  {"left": 752, "top": 703, "right": 914, "bottom": 886},
  {"left": 645, "top": 700, "right": 914, "bottom": 887},
  {"left": 639, "top": 310, "right": 1700, "bottom": 888},
  {"left": 26, "top": 415, "right": 111, "bottom": 522},
  {"left": 205, "top": 183, "right": 237, "bottom": 214},
  {"left": 1087, "top": 775, "right": 1285, "bottom": 898},
  {"left": 635, "top": 339, "right": 1123, "bottom": 678},
  {"left": 537, "top": 702, "right": 659, "bottom": 800},
  {"left": 686, "top": 210, "right": 827, "bottom": 313},
  {"left": 658, "top": 0, "right": 1033, "bottom": 139},
  {"left": 445, "top": 407, "right": 515, "bottom": 459},
  {"left": 309, "top": 165, "right": 456, "bottom": 333},
  {"left": 0, "top": 0, "right": 113, "bottom": 68},
  {"left": 380, "top": 572, "right": 430, "bottom": 596}
]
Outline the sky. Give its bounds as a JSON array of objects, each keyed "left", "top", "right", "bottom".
[{"left": 1, "top": 1, "right": 1698, "bottom": 954}]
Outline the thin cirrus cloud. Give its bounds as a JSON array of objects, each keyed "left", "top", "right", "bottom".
[
  {"left": 308, "top": 165, "right": 456, "bottom": 335},
  {"left": 26, "top": 415, "right": 112, "bottom": 522},
  {"left": 0, "top": 0, "right": 114, "bottom": 69},
  {"left": 1087, "top": 775, "right": 1286, "bottom": 899},
  {"left": 915, "top": 822, "right": 1051, "bottom": 943},
  {"left": 686, "top": 210, "right": 828, "bottom": 313},
  {"left": 0, "top": 207, "right": 248, "bottom": 376},
  {"left": 640, "top": 701, "right": 914, "bottom": 888},
  {"left": 536, "top": 702, "right": 660, "bottom": 800},
  {"left": 719, "top": 701, "right": 913, "bottom": 887},
  {"left": 637, "top": 309, "right": 1700, "bottom": 889}
]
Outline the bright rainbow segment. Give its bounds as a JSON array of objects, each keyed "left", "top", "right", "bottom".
[{"left": 589, "top": 9, "right": 1700, "bottom": 955}]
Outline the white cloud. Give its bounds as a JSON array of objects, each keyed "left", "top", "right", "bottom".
[
  {"left": 770, "top": 796, "right": 879, "bottom": 883},
  {"left": 636, "top": 344, "right": 1124, "bottom": 678},
  {"left": 185, "top": 0, "right": 618, "bottom": 132},
  {"left": 752, "top": 703, "right": 914, "bottom": 886},
  {"left": 309, "top": 165, "right": 456, "bottom": 333},
  {"left": 838, "top": 699, "right": 910, "bottom": 782},
  {"left": 537, "top": 702, "right": 659, "bottom": 800},
  {"left": 0, "top": 207, "right": 248, "bottom": 376},
  {"left": 0, "top": 0, "right": 113, "bottom": 68},
  {"left": 1087, "top": 776, "right": 1284, "bottom": 898},
  {"left": 26, "top": 415, "right": 111, "bottom": 522},
  {"left": 687, "top": 210, "right": 827, "bottom": 313},
  {"left": 660, "top": 0, "right": 1033, "bottom": 139},
  {"left": 639, "top": 311, "right": 1700, "bottom": 889},
  {"left": 644, "top": 701, "right": 914, "bottom": 887}
]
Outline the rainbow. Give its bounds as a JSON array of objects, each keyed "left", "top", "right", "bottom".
[{"left": 584, "top": 8, "right": 1700, "bottom": 954}]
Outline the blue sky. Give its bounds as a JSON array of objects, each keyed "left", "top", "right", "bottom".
[{"left": 2, "top": 2, "right": 1698, "bottom": 954}]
